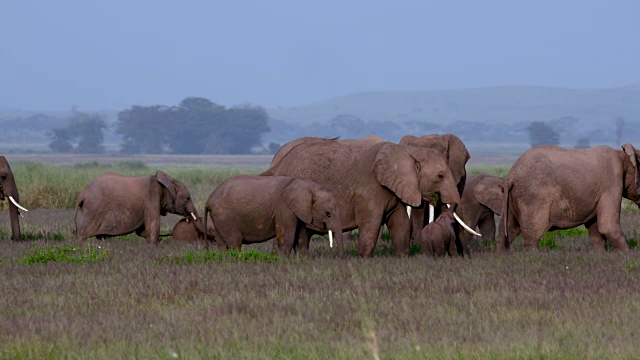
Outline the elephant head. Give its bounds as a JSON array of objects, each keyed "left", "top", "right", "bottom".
[
  {"left": 0, "top": 156, "right": 27, "bottom": 240},
  {"left": 283, "top": 179, "right": 344, "bottom": 257},
  {"left": 473, "top": 175, "right": 504, "bottom": 215},
  {"left": 400, "top": 134, "right": 470, "bottom": 194},
  {"left": 622, "top": 143, "right": 640, "bottom": 204},
  {"left": 156, "top": 170, "right": 199, "bottom": 222}
]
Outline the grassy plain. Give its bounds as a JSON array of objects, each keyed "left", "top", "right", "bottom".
[{"left": 1, "top": 156, "right": 639, "bottom": 359}]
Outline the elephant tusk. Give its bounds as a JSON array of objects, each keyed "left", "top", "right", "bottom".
[
  {"left": 428, "top": 204, "right": 435, "bottom": 223},
  {"left": 328, "top": 230, "right": 333, "bottom": 248},
  {"left": 446, "top": 204, "right": 482, "bottom": 237},
  {"left": 406, "top": 206, "right": 411, "bottom": 218},
  {"left": 190, "top": 212, "right": 197, "bottom": 220},
  {"left": 8, "top": 196, "right": 28, "bottom": 212}
]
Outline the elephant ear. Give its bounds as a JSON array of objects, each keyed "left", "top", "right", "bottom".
[
  {"left": 283, "top": 180, "right": 314, "bottom": 224},
  {"left": 474, "top": 176, "right": 504, "bottom": 215},
  {"left": 155, "top": 170, "right": 178, "bottom": 198},
  {"left": 373, "top": 144, "right": 422, "bottom": 207},
  {"left": 622, "top": 143, "right": 639, "bottom": 192}
]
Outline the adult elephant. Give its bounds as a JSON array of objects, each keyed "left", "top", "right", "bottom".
[
  {"left": 0, "top": 156, "right": 28, "bottom": 240},
  {"left": 264, "top": 138, "right": 473, "bottom": 257},
  {"left": 74, "top": 171, "right": 200, "bottom": 243},
  {"left": 458, "top": 174, "right": 503, "bottom": 246},
  {"left": 399, "top": 134, "right": 475, "bottom": 254},
  {"left": 498, "top": 144, "right": 640, "bottom": 252}
]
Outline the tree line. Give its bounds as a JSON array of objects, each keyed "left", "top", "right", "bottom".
[{"left": 48, "top": 97, "right": 270, "bottom": 154}]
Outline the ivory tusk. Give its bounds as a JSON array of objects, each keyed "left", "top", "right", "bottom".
[
  {"left": 329, "top": 230, "right": 333, "bottom": 248},
  {"left": 406, "top": 206, "right": 411, "bottom": 218},
  {"left": 428, "top": 204, "right": 435, "bottom": 223},
  {"left": 190, "top": 212, "right": 197, "bottom": 220},
  {"left": 8, "top": 196, "right": 28, "bottom": 212},
  {"left": 446, "top": 204, "right": 482, "bottom": 237}
]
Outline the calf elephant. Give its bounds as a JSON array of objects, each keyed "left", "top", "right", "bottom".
[
  {"left": 170, "top": 216, "right": 215, "bottom": 244},
  {"left": 204, "top": 175, "right": 344, "bottom": 257},
  {"left": 498, "top": 144, "right": 640, "bottom": 252},
  {"left": 458, "top": 174, "right": 504, "bottom": 246},
  {"left": 264, "top": 138, "right": 474, "bottom": 257},
  {"left": 0, "top": 156, "right": 28, "bottom": 240},
  {"left": 74, "top": 171, "right": 200, "bottom": 243},
  {"left": 421, "top": 206, "right": 457, "bottom": 257}
]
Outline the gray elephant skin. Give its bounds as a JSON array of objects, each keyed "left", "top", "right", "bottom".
[
  {"left": 170, "top": 216, "right": 215, "bottom": 244},
  {"left": 264, "top": 138, "right": 463, "bottom": 257},
  {"left": 459, "top": 174, "right": 503, "bottom": 246},
  {"left": 0, "top": 156, "right": 28, "bottom": 240},
  {"left": 400, "top": 134, "right": 470, "bottom": 254},
  {"left": 204, "top": 175, "right": 344, "bottom": 257},
  {"left": 421, "top": 208, "right": 457, "bottom": 257},
  {"left": 74, "top": 171, "right": 199, "bottom": 243},
  {"left": 498, "top": 144, "right": 640, "bottom": 252}
]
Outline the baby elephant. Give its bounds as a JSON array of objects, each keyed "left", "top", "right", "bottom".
[
  {"left": 171, "top": 216, "right": 215, "bottom": 244},
  {"left": 421, "top": 206, "right": 457, "bottom": 257},
  {"left": 204, "top": 175, "right": 344, "bottom": 257}
]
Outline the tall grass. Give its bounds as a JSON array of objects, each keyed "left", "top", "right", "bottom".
[{"left": 4, "top": 161, "right": 260, "bottom": 210}]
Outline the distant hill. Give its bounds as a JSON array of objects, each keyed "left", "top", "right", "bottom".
[{"left": 267, "top": 85, "right": 640, "bottom": 126}]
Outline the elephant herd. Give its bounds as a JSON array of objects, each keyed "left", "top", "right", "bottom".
[{"left": 2, "top": 135, "right": 638, "bottom": 256}]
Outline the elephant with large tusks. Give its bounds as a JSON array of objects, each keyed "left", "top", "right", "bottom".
[
  {"left": 74, "top": 170, "right": 200, "bottom": 243},
  {"left": 0, "top": 156, "right": 28, "bottom": 240},
  {"left": 263, "top": 138, "right": 478, "bottom": 257},
  {"left": 400, "top": 134, "right": 480, "bottom": 255},
  {"left": 499, "top": 144, "right": 640, "bottom": 252},
  {"left": 204, "top": 175, "right": 343, "bottom": 257}
]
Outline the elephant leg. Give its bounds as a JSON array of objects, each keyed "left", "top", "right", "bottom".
[
  {"left": 296, "top": 226, "right": 310, "bottom": 256},
  {"left": 410, "top": 205, "right": 426, "bottom": 244},
  {"left": 478, "top": 215, "right": 497, "bottom": 243},
  {"left": 387, "top": 208, "right": 411, "bottom": 257},
  {"left": 142, "top": 211, "right": 161, "bottom": 244},
  {"left": 585, "top": 218, "right": 605, "bottom": 252},
  {"left": 596, "top": 209, "right": 630, "bottom": 252},
  {"left": 275, "top": 211, "right": 299, "bottom": 256}
]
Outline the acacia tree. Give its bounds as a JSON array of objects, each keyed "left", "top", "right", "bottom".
[
  {"left": 527, "top": 121, "right": 560, "bottom": 148},
  {"left": 49, "top": 111, "right": 107, "bottom": 153},
  {"left": 117, "top": 97, "right": 270, "bottom": 154}
]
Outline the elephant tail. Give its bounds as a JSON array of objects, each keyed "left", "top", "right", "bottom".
[
  {"left": 73, "top": 198, "right": 83, "bottom": 236},
  {"left": 501, "top": 182, "right": 513, "bottom": 249}
]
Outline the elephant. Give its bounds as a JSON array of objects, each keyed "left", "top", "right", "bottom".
[
  {"left": 458, "top": 174, "right": 504, "bottom": 246},
  {"left": 169, "top": 216, "right": 215, "bottom": 243},
  {"left": 400, "top": 134, "right": 475, "bottom": 254},
  {"left": 0, "top": 156, "right": 28, "bottom": 240},
  {"left": 74, "top": 170, "right": 200, "bottom": 243},
  {"left": 420, "top": 205, "right": 457, "bottom": 257},
  {"left": 263, "top": 138, "right": 474, "bottom": 257},
  {"left": 204, "top": 175, "right": 344, "bottom": 257},
  {"left": 498, "top": 144, "right": 640, "bottom": 252}
]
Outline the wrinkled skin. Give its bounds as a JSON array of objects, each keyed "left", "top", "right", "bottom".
[
  {"left": 421, "top": 211, "right": 456, "bottom": 257},
  {"left": 0, "top": 156, "right": 24, "bottom": 240},
  {"left": 264, "top": 138, "right": 462, "bottom": 257},
  {"left": 458, "top": 174, "right": 504, "bottom": 247},
  {"left": 75, "top": 171, "right": 199, "bottom": 243},
  {"left": 170, "top": 216, "right": 215, "bottom": 245},
  {"left": 204, "top": 175, "right": 344, "bottom": 257},
  {"left": 400, "top": 134, "right": 470, "bottom": 254},
  {"left": 498, "top": 144, "right": 640, "bottom": 252}
]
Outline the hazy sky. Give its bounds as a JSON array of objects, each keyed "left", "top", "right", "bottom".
[{"left": 2, "top": 0, "right": 639, "bottom": 111}]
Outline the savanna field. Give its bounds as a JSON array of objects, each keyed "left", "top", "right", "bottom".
[{"left": 2, "top": 156, "right": 640, "bottom": 359}]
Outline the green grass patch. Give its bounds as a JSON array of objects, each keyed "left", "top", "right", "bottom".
[
  {"left": 19, "top": 244, "right": 109, "bottom": 264},
  {"left": 161, "top": 248, "right": 286, "bottom": 265}
]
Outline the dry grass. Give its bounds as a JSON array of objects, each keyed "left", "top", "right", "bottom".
[{"left": 1, "top": 209, "right": 640, "bottom": 359}]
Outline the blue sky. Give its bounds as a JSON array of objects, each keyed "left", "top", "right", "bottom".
[{"left": 2, "top": 0, "right": 638, "bottom": 110}]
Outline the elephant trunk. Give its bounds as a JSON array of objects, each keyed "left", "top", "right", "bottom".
[
  {"left": 9, "top": 196, "right": 21, "bottom": 241},
  {"left": 330, "top": 222, "right": 345, "bottom": 258}
]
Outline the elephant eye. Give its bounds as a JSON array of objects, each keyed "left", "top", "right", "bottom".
[
  {"left": 326, "top": 211, "right": 332, "bottom": 218},
  {"left": 437, "top": 173, "right": 444, "bottom": 180}
]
